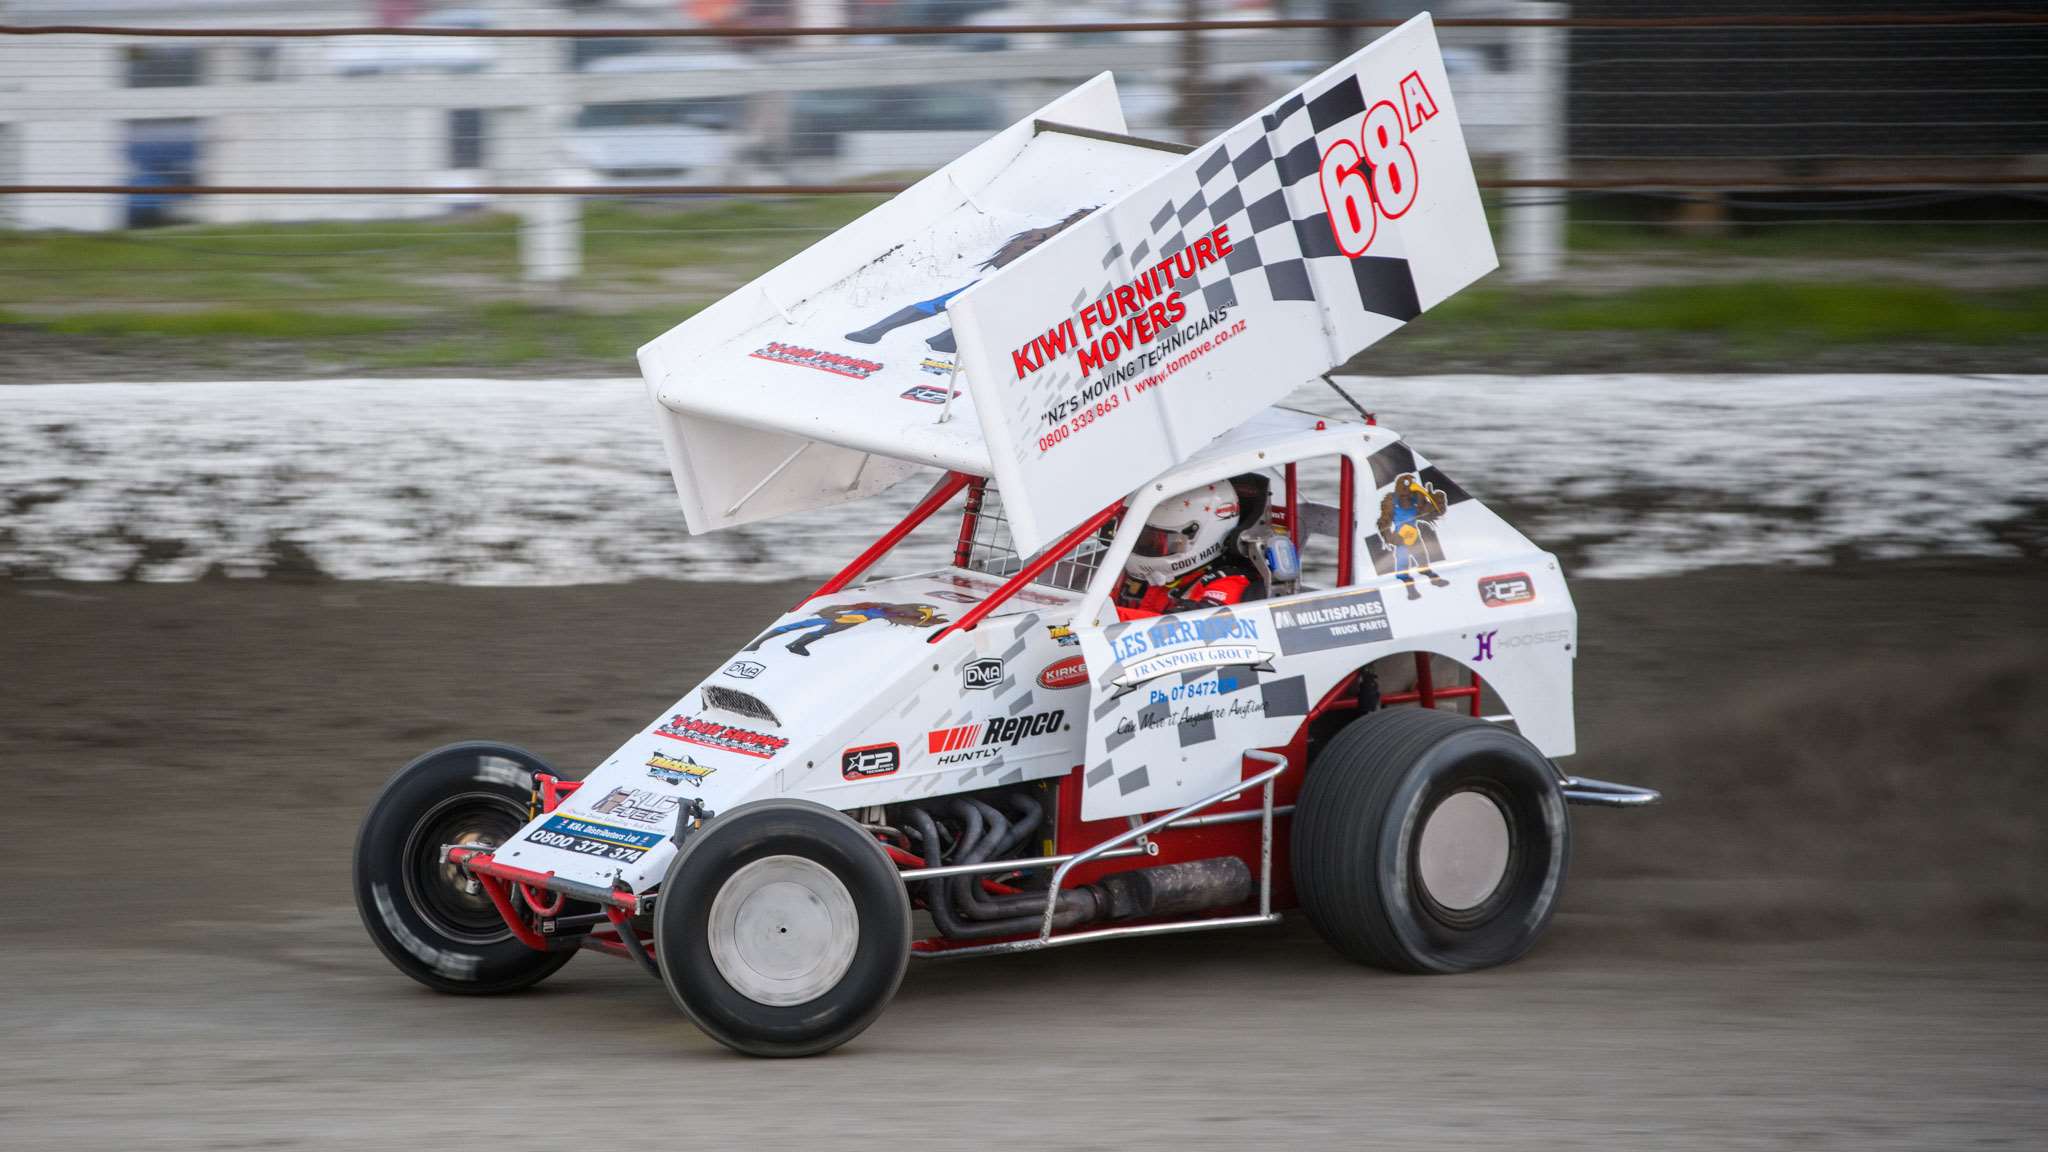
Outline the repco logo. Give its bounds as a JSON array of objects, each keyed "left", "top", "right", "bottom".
[
  {"left": 926, "top": 710, "right": 1065, "bottom": 765},
  {"left": 983, "top": 710, "right": 1064, "bottom": 745}
]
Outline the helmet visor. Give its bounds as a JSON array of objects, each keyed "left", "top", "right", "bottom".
[{"left": 1135, "top": 521, "right": 1199, "bottom": 558}]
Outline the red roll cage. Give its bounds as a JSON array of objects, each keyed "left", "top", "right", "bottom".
[{"left": 802, "top": 459, "right": 1368, "bottom": 638}]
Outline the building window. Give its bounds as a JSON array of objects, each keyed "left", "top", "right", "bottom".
[
  {"left": 124, "top": 46, "right": 205, "bottom": 88},
  {"left": 448, "top": 109, "right": 486, "bottom": 169}
]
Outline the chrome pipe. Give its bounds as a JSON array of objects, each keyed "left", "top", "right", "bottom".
[
  {"left": 912, "top": 913, "right": 1283, "bottom": 960},
  {"left": 896, "top": 843, "right": 1149, "bottom": 882},
  {"left": 1247, "top": 750, "right": 1283, "bottom": 918},
  {"left": 1039, "top": 758, "right": 1290, "bottom": 941},
  {"left": 1167, "top": 804, "right": 1295, "bottom": 829},
  {"left": 893, "top": 797, "right": 1295, "bottom": 882}
]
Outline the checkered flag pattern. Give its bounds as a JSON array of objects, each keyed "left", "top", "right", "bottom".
[
  {"left": 993, "top": 65, "right": 1432, "bottom": 482},
  {"left": 1087, "top": 71, "right": 1423, "bottom": 355}
]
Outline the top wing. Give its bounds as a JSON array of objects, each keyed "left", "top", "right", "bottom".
[
  {"left": 948, "top": 13, "right": 1495, "bottom": 549},
  {"left": 638, "top": 13, "right": 1494, "bottom": 550},
  {"left": 635, "top": 75, "right": 1182, "bottom": 533}
]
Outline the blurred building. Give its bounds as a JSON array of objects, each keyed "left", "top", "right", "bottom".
[
  {"left": 0, "top": 0, "right": 1566, "bottom": 281},
  {"left": 2, "top": 1, "right": 601, "bottom": 229}
]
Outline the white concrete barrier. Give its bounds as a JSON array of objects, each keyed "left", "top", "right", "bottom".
[{"left": 1, "top": 374, "right": 2039, "bottom": 583}]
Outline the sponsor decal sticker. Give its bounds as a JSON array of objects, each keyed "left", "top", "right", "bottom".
[
  {"left": 962, "top": 657, "right": 1004, "bottom": 691},
  {"left": 1009, "top": 223, "right": 1236, "bottom": 383},
  {"left": 1037, "top": 655, "right": 1087, "bottom": 690},
  {"left": 1119, "top": 695, "right": 1266, "bottom": 733},
  {"left": 918, "top": 357, "right": 956, "bottom": 377},
  {"left": 925, "top": 709, "right": 1065, "bottom": 766},
  {"left": 1473, "top": 628, "right": 1570, "bottom": 662},
  {"left": 526, "top": 814, "right": 663, "bottom": 862},
  {"left": 901, "top": 384, "right": 959, "bottom": 404},
  {"left": 1478, "top": 572, "right": 1536, "bottom": 608},
  {"left": 744, "top": 600, "right": 946, "bottom": 657},
  {"left": 1112, "top": 643, "right": 1268, "bottom": 691},
  {"left": 842, "top": 743, "right": 900, "bottom": 780},
  {"left": 1048, "top": 625, "right": 1079, "bottom": 647},
  {"left": 1105, "top": 612, "right": 1272, "bottom": 693},
  {"left": 1148, "top": 673, "right": 1238, "bottom": 703},
  {"left": 1272, "top": 589, "right": 1393, "bottom": 655},
  {"left": 723, "top": 660, "right": 765, "bottom": 680},
  {"left": 843, "top": 209, "right": 1089, "bottom": 355},
  {"left": 656, "top": 714, "right": 789, "bottom": 759},
  {"left": 1376, "top": 473, "right": 1451, "bottom": 599},
  {"left": 646, "top": 750, "right": 715, "bottom": 787},
  {"left": 749, "top": 341, "right": 883, "bottom": 380},
  {"left": 587, "top": 786, "right": 681, "bottom": 827}
]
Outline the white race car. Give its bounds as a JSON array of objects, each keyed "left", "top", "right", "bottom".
[{"left": 353, "top": 14, "right": 1657, "bottom": 1057}]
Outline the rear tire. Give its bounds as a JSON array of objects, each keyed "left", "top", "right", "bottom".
[
  {"left": 1292, "top": 707, "right": 1569, "bottom": 973},
  {"left": 655, "top": 799, "right": 910, "bottom": 1058},
  {"left": 353, "top": 742, "right": 576, "bottom": 995}
]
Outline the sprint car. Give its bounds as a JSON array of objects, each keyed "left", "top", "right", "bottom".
[{"left": 354, "top": 14, "right": 1657, "bottom": 1057}]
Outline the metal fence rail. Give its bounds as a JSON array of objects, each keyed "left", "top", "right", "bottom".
[
  {"left": 2, "top": 5, "right": 2042, "bottom": 288},
  {"left": 7, "top": 13, "right": 2048, "bottom": 36}
]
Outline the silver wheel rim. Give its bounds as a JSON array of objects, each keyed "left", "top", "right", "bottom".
[
  {"left": 1416, "top": 790, "right": 1511, "bottom": 911},
  {"left": 707, "top": 855, "right": 860, "bottom": 1007}
]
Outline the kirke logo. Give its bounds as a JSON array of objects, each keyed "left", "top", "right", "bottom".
[
  {"left": 1474, "top": 630, "right": 1497, "bottom": 661},
  {"left": 963, "top": 657, "right": 1004, "bottom": 690}
]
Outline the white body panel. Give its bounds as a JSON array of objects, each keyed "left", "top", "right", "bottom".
[
  {"left": 489, "top": 569, "right": 1088, "bottom": 893},
  {"left": 1070, "top": 424, "right": 1573, "bottom": 820}
]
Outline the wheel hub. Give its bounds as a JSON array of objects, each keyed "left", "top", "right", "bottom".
[
  {"left": 707, "top": 855, "right": 860, "bottom": 1007},
  {"left": 1416, "top": 789, "right": 1511, "bottom": 912},
  {"left": 402, "top": 794, "right": 522, "bottom": 944}
]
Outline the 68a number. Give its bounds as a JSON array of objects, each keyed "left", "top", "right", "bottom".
[{"left": 1318, "top": 100, "right": 1420, "bottom": 257}]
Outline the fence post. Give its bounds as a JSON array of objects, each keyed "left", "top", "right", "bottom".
[
  {"left": 1504, "top": 1, "right": 1566, "bottom": 284},
  {"left": 502, "top": 36, "right": 580, "bottom": 284}
]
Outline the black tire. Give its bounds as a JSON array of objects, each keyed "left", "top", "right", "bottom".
[
  {"left": 1292, "top": 707, "right": 1569, "bottom": 973},
  {"left": 353, "top": 741, "right": 577, "bottom": 995},
  {"left": 654, "top": 799, "right": 910, "bottom": 1058}
]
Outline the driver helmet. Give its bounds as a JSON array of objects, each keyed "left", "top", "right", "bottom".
[{"left": 1125, "top": 481, "right": 1240, "bottom": 586}]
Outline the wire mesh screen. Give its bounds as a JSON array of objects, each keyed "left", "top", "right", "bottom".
[{"left": 957, "top": 482, "right": 1121, "bottom": 596}]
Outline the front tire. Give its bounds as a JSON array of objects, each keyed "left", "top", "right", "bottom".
[
  {"left": 1293, "top": 707, "right": 1569, "bottom": 973},
  {"left": 655, "top": 799, "right": 910, "bottom": 1057},
  {"left": 353, "top": 742, "right": 576, "bottom": 995}
]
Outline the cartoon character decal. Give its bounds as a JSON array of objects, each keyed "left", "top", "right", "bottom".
[
  {"left": 845, "top": 209, "right": 1094, "bottom": 352},
  {"left": 1376, "top": 472, "right": 1450, "bottom": 599},
  {"left": 743, "top": 601, "right": 947, "bottom": 657}
]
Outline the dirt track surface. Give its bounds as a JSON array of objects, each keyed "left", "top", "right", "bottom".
[{"left": 4, "top": 563, "right": 2046, "bottom": 1148}]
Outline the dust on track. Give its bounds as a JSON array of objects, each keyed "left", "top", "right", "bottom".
[{"left": 3, "top": 562, "right": 2045, "bottom": 1148}]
